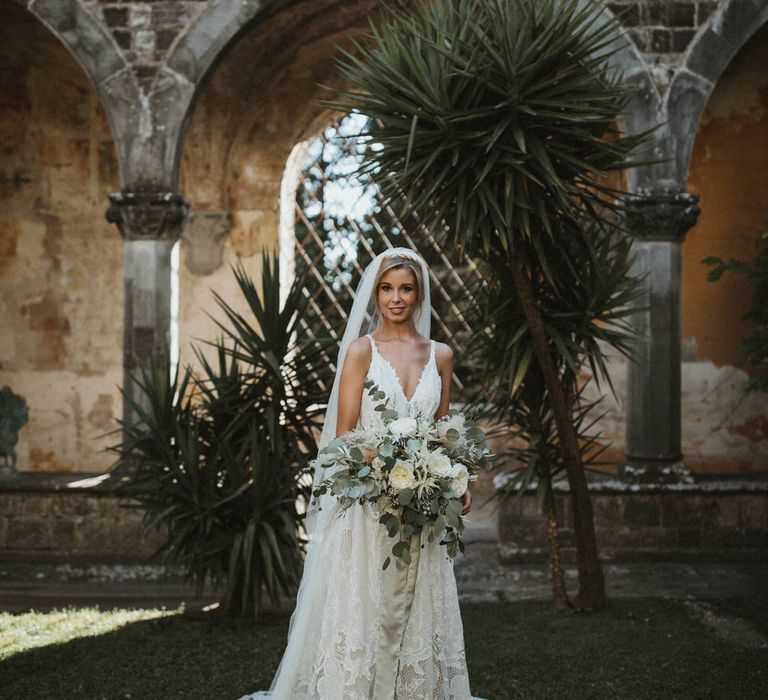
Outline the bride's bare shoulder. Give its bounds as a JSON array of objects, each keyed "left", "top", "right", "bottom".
[
  {"left": 434, "top": 340, "right": 454, "bottom": 371},
  {"left": 344, "top": 335, "right": 373, "bottom": 369}
]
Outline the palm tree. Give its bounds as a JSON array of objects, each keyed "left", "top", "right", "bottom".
[{"left": 322, "top": 0, "right": 659, "bottom": 609}]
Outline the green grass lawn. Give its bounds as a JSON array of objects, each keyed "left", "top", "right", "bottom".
[{"left": 1, "top": 598, "right": 766, "bottom": 699}]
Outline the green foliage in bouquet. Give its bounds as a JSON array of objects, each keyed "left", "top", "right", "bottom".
[
  {"left": 312, "top": 378, "right": 494, "bottom": 568},
  {"left": 108, "top": 252, "right": 332, "bottom": 619}
]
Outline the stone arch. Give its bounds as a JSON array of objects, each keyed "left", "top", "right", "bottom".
[
  {"left": 11, "top": 0, "right": 136, "bottom": 188},
  {"left": 160, "top": 0, "right": 302, "bottom": 191},
  {"left": 175, "top": 0, "right": 379, "bottom": 370},
  {"left": 169, "top": 0, "right": 653, "bottom": 193},
  {"left": 667, "top": 0, "right": 768, "bottom": 188}
]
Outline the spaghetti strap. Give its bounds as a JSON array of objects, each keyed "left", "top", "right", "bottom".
[{"left": 366, "top": 333, "right": 378, "bottom": 357}]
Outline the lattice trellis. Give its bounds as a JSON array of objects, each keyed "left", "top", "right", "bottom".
[{"left": 292, "top": 114, "right": 487, "bottom": 403}]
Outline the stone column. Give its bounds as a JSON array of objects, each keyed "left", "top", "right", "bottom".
[
  {"left": 106, "top": 191, "right": 190, "bottom": 431},
  {"left": 620, "top": 190, "right": 700, "bottom": 482}
]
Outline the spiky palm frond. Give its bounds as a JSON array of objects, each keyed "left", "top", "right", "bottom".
[
  {"left": 324, "top": 0, "right": 661, "bottom": 264},
  {"left": 108, "top": 252, "right": 330, "bottom": 619}
]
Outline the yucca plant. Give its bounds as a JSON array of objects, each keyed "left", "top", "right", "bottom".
[
  {"left": 108, "top": 251, "right": 332, "bottom": 619},
  {"left": 323, "top": 0, "right": 661, "bottom": 609},
  {"left": 492, "top": 363, "right": 615, "bottom": 609},
  {"left": 473, "top": 214, "right": 644, "bottom": 609}
]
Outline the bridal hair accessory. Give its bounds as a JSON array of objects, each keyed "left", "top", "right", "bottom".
[{"left": 304, "top": 247, "right": 431, "bottom": 540}]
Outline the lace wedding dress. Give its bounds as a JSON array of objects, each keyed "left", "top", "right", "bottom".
[{"left": 239, "top": 334, "right": 484, "bottom": 699}]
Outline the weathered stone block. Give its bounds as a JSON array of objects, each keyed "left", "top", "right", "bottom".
[
  {"left": 111, "top": 29, "right": 131, "bottom": 50},
  {"left": 623, "top": 497, "right": 661, "bottom": 527},
  {"left": 0, "top": 494, "right": 23, "bottom": 516},
  {"left": 155, "top": 29, "right": 177, "bottom": 52},
  {"left": 609, "top": 526, "right": 670, "bottom": 550},
  {"left": 609, "top": 3, "right": 640, "bottom": 27},
  {"left": 662, "top": 494, "right": 702, "bottom": 527},
  {"left": 650, "top": 28, "right": 672, "bottom": 52},
  {"left": 699, "top": 497, "right": 726, "bottom": 527},
  {"left": 738, "top": 496, "right": 768, "bottom": 528},
  {"left": 592, "top": 494, "right": 622, "bottom": 525},
  {"left": 51, "top": 517, "right": 76, "bottom": 546},
  {"left": 668, "top": 3, "right": 695, "bottom": 27},
  {"left": 697, "top": 2, "right": 718, "bottom": 24},
  {"left": 672, "top": 28, "right": 696, "bottom": 52},
  {"left": 102, "top": 7, "right": 128, "bottom": 28},
  {"left": 677, "top": 528, "right": 701, "bottom": 547},
  {"left": 644, "top": 1, "right": 669, "bottom": 24},
  {"left": 7, "top": 517, "right": 52, "bottom": 549},
  {"left": 49, "top": 494, "right": 95, "bottom": 517},
  {"left": 21, "top": 494, "right": 52, "bottom": 517}
]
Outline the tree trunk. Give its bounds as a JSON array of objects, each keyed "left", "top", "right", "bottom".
[
  {"left": 542, "top": 482, "right": 571, "bottom": 609},
  {"left": 508, "top": 252, "right": 606, "bottom": 610}
]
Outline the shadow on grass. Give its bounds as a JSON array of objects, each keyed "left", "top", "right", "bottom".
[{"left": 1, "top": 598, "right": 766, "bottom": 699}]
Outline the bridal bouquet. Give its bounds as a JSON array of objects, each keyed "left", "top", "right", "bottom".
[{"left": 310, "top": 378, "right": 494, "bottom": 569}]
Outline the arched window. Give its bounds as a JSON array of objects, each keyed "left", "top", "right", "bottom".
[{"left": 284, "top": 114, "right": 487, "bottom": 403}]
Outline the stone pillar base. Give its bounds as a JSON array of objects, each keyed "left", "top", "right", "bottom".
[{"left": 617, "top": 459, "right": 694, "bottom": 485}]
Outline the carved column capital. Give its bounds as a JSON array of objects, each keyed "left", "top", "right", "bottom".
[
  {"left": 106, "top": 191, "right": 190, "bottom": 242},
  {"left": 624, "top": 190, "right": 701, "bottom": 243}
]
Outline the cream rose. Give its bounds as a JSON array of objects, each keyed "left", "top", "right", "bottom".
[
  {"left": 388, "top": 416, "right": 418, "bottom": 439},
  {"left": 426, "top": 449, "right": 453, "bottom": 478},
  {"left": 449, "top": 464, "right": 469, "bottom": 497},
  {"left": 389, "top": 461, "right": 416, "bottom": 490}
]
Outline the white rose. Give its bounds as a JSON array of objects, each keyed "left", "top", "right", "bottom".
[
  {"left": 426, "top": 450, "right": 453, "bottom": 478},
  {"left": 389, "top": 461, "right": 416, "bottom": 490},
  {"left": 371, "top": 457, "right": 385, "bottom": 473},
  {"left": 449, "top": 464, "right": 469, "bottom": 497},
  {"left": 388, "top": 416, "right": 419, "bottom": 439}
]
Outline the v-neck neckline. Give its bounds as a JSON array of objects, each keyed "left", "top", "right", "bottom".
[{"left": 367, "top": 334, "right": 433, "bottom": 404}]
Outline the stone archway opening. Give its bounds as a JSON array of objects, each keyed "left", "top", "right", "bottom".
[
  {"left": 279, "top": 112, "right": 486, "bottom": 401},
  {"left": 177, "top": 1, "right": 388, "bottom": 372},
  {"left": 0, "top": 3, "right": 123, "bottom": 474},
  {"left": 683, "top": 19, "right": 768, "bottom": 473}
]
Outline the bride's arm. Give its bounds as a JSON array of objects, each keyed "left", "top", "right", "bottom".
[
  {"left": 335, "top": 336, "right": 371, "bottom": 438},
  {"left": 434, "top": 342, "right": 472, "bottom": 515},
  {"left": 434, "top": 342, "right": 454, "bottom": 421}
]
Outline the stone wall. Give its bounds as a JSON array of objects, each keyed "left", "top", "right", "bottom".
[
  {"left": 175, "top": 0, "right": 379, "bottom": 371},
  {"left": 608, "top": 0, "right": 721, "bottom": 61},
  {"left": 82, "top": 0, "right": 209, "bottom": 92},
  {"left": 0, "top": 4, "right": 123, "bottom": 472},
  {"left": 575, "top": 16, "right": 768, "bottom": 475},
  {"left": 0, "top": 474, "right": 164, "bottom": 563},
  {"left": 499, "top": 481, "right": 768, "bottom": 562},
  {"left": 2, "top": 472, "right": 765, "bottom": 565},
  {"left": 0, "top": 0, "right": 765, "bottom": 478}
]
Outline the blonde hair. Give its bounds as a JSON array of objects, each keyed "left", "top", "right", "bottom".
[{"left": 372, "top": 254, "right": 425, "bottom": 318}]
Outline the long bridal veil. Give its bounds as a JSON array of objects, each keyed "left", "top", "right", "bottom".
[{"left": 240, "top": 247, "right": 431, "bottom": 699}]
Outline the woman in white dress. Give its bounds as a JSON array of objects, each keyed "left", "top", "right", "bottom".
[{"left": 241, "top": 247, "right": 484, "bottom": 700}]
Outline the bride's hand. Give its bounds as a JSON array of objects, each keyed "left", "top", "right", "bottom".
[{"left": 460, "top": 488, "right": 472, "bottom": 515}]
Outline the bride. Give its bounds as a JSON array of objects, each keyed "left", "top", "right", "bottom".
[{"left": 240, "top": 247, "right": 484, "bottom": 699}]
